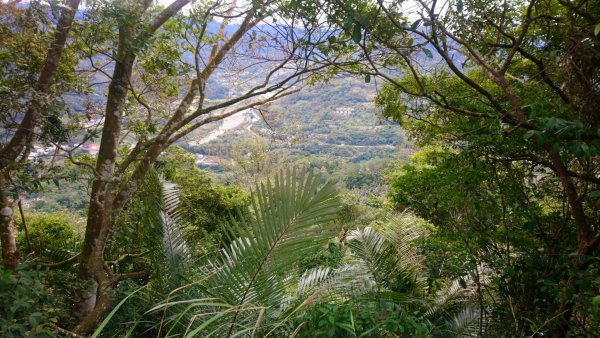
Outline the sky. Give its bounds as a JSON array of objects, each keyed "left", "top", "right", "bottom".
[
  {"left": 156, "top": 0, "right": 422, "bottom": 20},
  {"left": 1, "top": 0, "right": 422, "bottom": 23}
]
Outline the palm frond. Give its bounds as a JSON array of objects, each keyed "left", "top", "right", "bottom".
[
  {"left": 165, "top": 168, "right": 341, "bottom": 337},
  {"left": 296, "top": 267, "right": 333, "bottom": 296},
  {"left": 426, "top": 266, "right": 492, "bottom": 337},
  {"left": 129, "top": 170, "right": 192, "bottom": 290},
  {"left": 294, "top": 213, "right": 429, "bottom": 305},
  {"left": 158, "top": 176, "right": 190, "bottom": 284},
  {"left": 443, "top": 305, "right": 483, "bottom": 337},
  {"left": 377, "top": 212, "right": 426, "bottom": 275},
  {"left": 209, "top": 168, "right": 339, "bottom": 299},
  {"left": 347, "top": 223, "right": 423, "bottom": 294},
  {"left": 426, "top": 265, "right": 491, "bottom": 320},
  {"left": 295, "top": 263, "right": 376, "bottom": 300}
]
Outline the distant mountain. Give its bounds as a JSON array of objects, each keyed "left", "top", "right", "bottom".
[{"left": 12, "top": 1, "right": 412, "bottom": 179}]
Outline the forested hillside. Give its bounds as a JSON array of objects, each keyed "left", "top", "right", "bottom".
[
  {"left": 180, "top": 76, "right": 412, "bottom": 185},
  {"left": 1, "top": 0, "right": 599, "bottom": 337}
]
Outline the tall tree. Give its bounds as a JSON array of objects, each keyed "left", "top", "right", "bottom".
[
  {"left": 0, "top": 0, "right": 81, "bottom": 270},
  {"left": 66, "top": 0, "right": 337, "bottom": 333},
  {"left": 316, "top": 0, "right": 599, "bottom": 336}
]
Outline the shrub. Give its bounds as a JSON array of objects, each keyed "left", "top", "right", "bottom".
[
  {"left": 0, "top": 266, "right": 61, "bottom": 337},
  {"left": 294, "top": 298, "right": 431, "bottom": 337},
  {"left": 16, "top": 213, "right": 80, "bottom": 261}
]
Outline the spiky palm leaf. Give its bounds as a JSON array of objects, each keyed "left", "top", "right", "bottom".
[
  {"left": 133, "top": 170, "right": 192, "bottom": 289},
  {"left": 442, "top": 305, "right": 483, "bottom": 338},
  {"left": 157, "top": 168, "right": 341, "bottom": 337},
  {"left": 295, "top": 263, "right": 376, "bottom": 301},
  {"left": 348, "top": 227, "right": 402, "bottom": 290},
  {"left": 292, "top": 213, "right": 429, "bottom": 302},
  {"left": 377, "top": 212, "right": 426, "bottom": 276},
  {"left": 293, "top": 214, "right": 430, "bottom": 320},
  {"left": 426, "top": 267, "right": 491, "bottom": 337},
  {"left": 346, "top": 214, "right": 425, "bottom": 294},
  {"left": 158, "top": 177, "right": 191, "bottom": 286}
]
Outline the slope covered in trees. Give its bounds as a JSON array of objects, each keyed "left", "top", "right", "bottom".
[{"left": 1, "top": 0, "right": 599, "bottom": 337}]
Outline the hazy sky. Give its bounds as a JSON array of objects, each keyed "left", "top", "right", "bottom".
[{"left": 156, "top": 0, "right": 422, "bottom": 20}]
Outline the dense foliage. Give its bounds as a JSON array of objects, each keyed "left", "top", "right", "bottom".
[{"left": 1, "top": 0, "right": 599, "bottom": 337}]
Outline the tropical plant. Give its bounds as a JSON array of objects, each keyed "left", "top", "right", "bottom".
[
  {"left": 96, "top": 169, "right": 197, "bottom": 336},
  {"left": 147, "top": 168, "right": 342, "bottom": 337},
  {"left": 293, "top": 212, "right": 489, "bottom": 338},
  {"left": 92, "top": 171, "right": 489, "bottom": 337}
]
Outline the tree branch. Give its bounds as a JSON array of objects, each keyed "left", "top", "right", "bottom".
[
  {"left": 41, "top": 253, "right": 81, "bottom": 269},
  {"left": 112, "top": 270, "right": 151, "bottom": 283},
  {"left": 148, "top": 0, "right": 192, "bottom": 34}
]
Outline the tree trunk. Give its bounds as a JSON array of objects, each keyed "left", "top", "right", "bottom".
[
  {"left": 545, "top": 145, "right": 590, "bottom": 338},
  {"left": 0, "top": 194, "right": 17, "bottom": 271},
  {"left": 0, "top": 0, "right": 81, "bottom": 170},
  {"left": 0, "top": 0, "right": 80, "bottom": 270},
  {"left": 73, "top": 186, "right": 115, "bottom": 334},
  {"left": 551, "top": 283, "right": 576, "bottom": 338},
  {"left": 71, "top": 0, "right": 193, "bottom": 331},
  {"left": 0, "top": 171, "right": 18, "bottom": 270},
  {"left": 500, "top": 76, "right": 592, "bottom": 337},
  {"left": 73, "top": 25, "right": 136, "bottom": 333}
]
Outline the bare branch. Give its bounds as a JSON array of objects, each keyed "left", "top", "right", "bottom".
[
  {"left": 112, "top": 270, "right": 151, "bottom": 283},
  {"left": 41, "top": 253, "right": 81, "bottom": 269}
]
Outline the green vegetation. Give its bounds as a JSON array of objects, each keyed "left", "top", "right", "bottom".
[
  {"left": 0, "top": 267, "right": 62, "bottom": 337},
  {"left": 16, "top": 212, "right": 81, "bottom": 262},
  {"left": 1, "top": 0, "right": 599, "bottom": 337}
]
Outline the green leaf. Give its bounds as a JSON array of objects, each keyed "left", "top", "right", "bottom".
[
  {"left": 595, "top": 23, "right": 600, "bottom": 36},
  {"left": 352, "top": 24, "right": 362, "bottom": 44},
  {"left": 457, "top": 0, "right": 464, "bottom": 12},
  {"left": 91, "top": 287, "right": 145, "bottom": 338},
  {"left": 410, "top": 19, "right": 421, "bottom": 30},
  {"left": 580, "top": 143, "right": 590, "bottom": 156},
  {"left": 365, "top": 74, "right": 371, "bottom": 83},
  {"left": 358, "top": 13, "right": 370, "bottom": 27},
  {"left": 422, "top": 47, "right": 433, "bottom": 58},
  {"left": 524, "top": 130, "right": 537, "bottom": 140}
]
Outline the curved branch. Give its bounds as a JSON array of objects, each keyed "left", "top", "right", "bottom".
[{"left": 41, "top": 253, "right": 81, "bottom": 269}]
